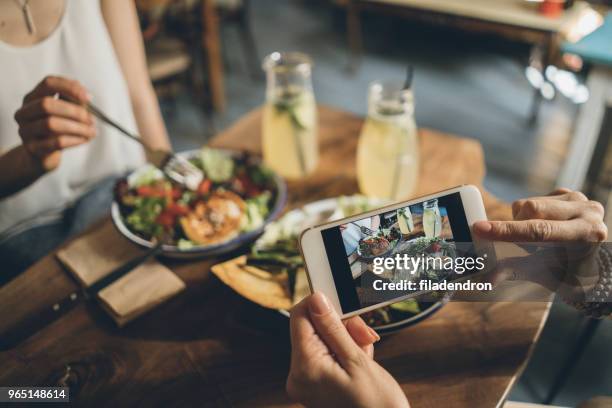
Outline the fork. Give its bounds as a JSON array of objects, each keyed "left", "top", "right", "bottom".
[
  {"left": 350, "top": 222, "right": 376, "bottom": 236},
  {"left": 86, "top": 102, "right": 203, "bottom": 190}
]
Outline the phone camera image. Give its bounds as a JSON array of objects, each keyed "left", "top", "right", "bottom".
[{"left": 321, "top": 192, "right": 485, "bottom": 313}]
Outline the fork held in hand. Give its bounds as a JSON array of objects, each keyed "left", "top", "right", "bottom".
[{"left": 86, "top": 102, "right": 203, "bottom": 190}]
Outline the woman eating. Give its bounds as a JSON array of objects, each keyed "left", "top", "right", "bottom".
[{"left": 0, "top": 0, "right": 171, "bottom": 282}]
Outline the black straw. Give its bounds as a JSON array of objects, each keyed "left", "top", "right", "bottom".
[{"left": 403, "top": 65, "right": 414, "bottom": 90}]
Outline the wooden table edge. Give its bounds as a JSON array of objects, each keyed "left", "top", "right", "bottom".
[{"left": 496, "top": 299, "right": 553, "bottom": 408}]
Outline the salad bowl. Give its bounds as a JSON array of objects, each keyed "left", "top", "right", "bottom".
[{"left": 112, "top": 148, "right": 287, "bottom": 259}]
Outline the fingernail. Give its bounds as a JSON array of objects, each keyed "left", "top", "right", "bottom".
[
  {"left": 475, "top": 221, "right": 492, "bottom": 233},
  {"left": 309, "top": 292, "right": 331, "bottom": 315},
  {"left": 368, "top": 326, "right": 381, "bottom": 342}
]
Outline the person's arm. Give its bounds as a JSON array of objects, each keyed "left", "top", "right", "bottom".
[
  {"left": 0, "top": 145, "right": 46, "bottom": 198},
  {"left": 0, "top": 77, "right": 95, "bottom": 199},
  {"left": 100, "top": 0, "right": 171, "bottom": 152}
]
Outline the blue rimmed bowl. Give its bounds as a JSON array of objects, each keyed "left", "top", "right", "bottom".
[{"left": 111, "top": 148, "right": 287, "bottom": 259}]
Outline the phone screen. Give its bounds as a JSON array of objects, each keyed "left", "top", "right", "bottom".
[{"left": 320, "top": 192, "right": 481, "bottom": 313}]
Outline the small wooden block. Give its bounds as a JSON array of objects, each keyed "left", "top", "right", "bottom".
[
  {"left": 56, "top": 222, "right": 142, "bottom": 288},
  {"left": 56, "top": 222, "right": 185, "bottom": 326},
  {"left": 98, "top": 259, "right": 185, "bottom": 326}
]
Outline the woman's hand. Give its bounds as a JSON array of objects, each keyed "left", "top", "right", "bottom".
[
  {"left": 473, "top": 188, "right": 607, "bottom": 242},
  {"left": 14, "top": 76, "right": 96, "bottom": 171},
  {"left": 287, "top": 293, "right": 410, "bottom": 408}
]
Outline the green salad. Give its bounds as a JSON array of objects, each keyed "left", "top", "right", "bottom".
[{"left": 115, "top": 148, "right": 279, "bottom": 247}]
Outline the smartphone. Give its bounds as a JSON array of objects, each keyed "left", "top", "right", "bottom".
[{"left": 299, "top": 185, "right": 492, "bottom": 318}]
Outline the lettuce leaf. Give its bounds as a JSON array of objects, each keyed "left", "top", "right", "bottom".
[{"left": 200, "top": 148, "right": 234, "bottom": 182}]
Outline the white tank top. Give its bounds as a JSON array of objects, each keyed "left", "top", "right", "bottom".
[{"left": 0, "top": 0, "right": 146, "bottom": 237}]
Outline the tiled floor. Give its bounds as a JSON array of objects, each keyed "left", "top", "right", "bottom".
[
  {"left": 160, "top": 1, "right": 611, "bottom": 405},
  {"left": 510, "top": 298, "right": 612, "bottom": 406}
]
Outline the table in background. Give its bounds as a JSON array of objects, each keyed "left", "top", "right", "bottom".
[
  {"left": 0, "top": 106, "right": 550, "bottom": 407},
  {"left": 338, "top": 0, "right": 592, "bottom": 122}
]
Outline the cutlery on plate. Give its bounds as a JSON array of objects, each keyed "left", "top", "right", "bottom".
[
  {"left": 86, "top": 102, "right": 203, "bottom": 190},
  {"left": 350, "top": 222, "right": 376, "bottom": 236}
]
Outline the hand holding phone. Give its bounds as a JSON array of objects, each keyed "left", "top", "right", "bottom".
[
  {"left": 287, "top": 293, "right": 409, "bottom": 408},
  {"left": 299, "top": 185, "right": 491, "bottom": 318}
]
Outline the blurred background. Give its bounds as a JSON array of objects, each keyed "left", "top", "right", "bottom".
[{"left": 136, "top": 0, "right": 611, "bottom": 406}]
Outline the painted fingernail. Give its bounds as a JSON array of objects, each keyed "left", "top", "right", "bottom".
[
  {"left": 309, "top": 292, "right": 331, "bottom": 315},
  {"left": 368, "top": 326, "right": 381, "bottom": 342}
]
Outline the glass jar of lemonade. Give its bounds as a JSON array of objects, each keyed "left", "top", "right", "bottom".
[
  {"left": 356, "top": 81, "right": 419, "bottom": 200},
  {"left": 423, "top": 199, "right": 442, "bottom": 238},
  {"left": 397, "top": 206, "right": 414, "bottom": 235},
  {"left": 262, "top": 52, "right": 318, "bottom": 179}
]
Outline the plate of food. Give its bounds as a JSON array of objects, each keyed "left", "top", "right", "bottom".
[
  {"left": 358, "top": 236, "right": 391, "bottom": 258},
  {"left": 356, "top": 227, "right": 401, "bottom": 261},
  {"left": 211, "top": 195, "right": 448, "bottom": 334},
  {"left": 112, "top": 148, "right": 287, "bottom": 258}
]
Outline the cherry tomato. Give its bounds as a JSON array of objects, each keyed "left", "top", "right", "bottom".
[
  {"left": 167, "top": 203, "right": 189, "bottom": 216},
  {"left": 136, "top": 186, "right": 166, "bottom": 198},
  {"left": 171, "top": 188, "right": 182, "bottom": 200},
  {"left": 197, "top": 179, "right": 212, "bottom": 195},
  {"left": 156, "top": 210, "right": 175, "bottom": 228}
]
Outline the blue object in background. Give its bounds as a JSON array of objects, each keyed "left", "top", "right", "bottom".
[{"left": 562, "top": 13, "right": 612, "bottom": 67}]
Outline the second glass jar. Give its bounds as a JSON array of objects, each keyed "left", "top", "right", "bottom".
[{"left": 356, "top": 81, "right": 419, "bottom": 200}]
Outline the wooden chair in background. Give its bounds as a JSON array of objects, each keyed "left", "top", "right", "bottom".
[
  {"left": 136, "top": 0, "right": 226, "bottom": 115},
  {"left": 135, "top": 0, "right": 260, "bottom": 114}
]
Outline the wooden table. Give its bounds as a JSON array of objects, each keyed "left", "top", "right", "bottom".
[{"left": 0, "top": 106, "right": 550, "bottom": 407}]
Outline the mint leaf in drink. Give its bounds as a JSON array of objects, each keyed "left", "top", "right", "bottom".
[{"left": 273, "top": 91, "right": 308, "bottom": 131}]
